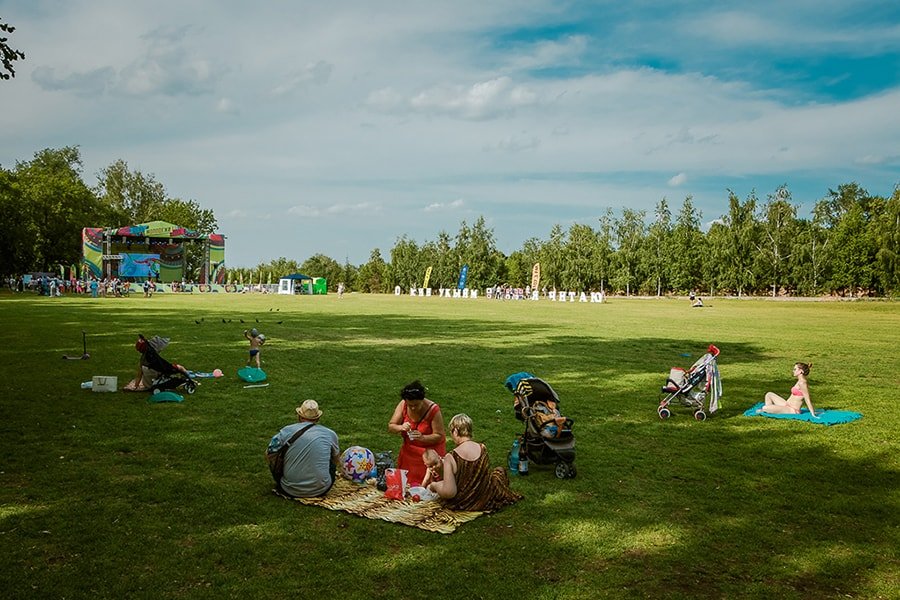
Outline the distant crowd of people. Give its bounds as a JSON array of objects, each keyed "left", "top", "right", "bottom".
[{"left": 3, "top": 274, "right": 201, "bottom": 297}]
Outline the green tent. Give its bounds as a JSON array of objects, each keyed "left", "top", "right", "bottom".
[{"left": 312, "top": 277, "right": 328, "bottom": 295}]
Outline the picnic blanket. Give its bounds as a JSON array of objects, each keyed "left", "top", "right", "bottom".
[
  {"left": 285, "top": 478, "right": 484, "bottom": 534},
  {"left": 743, "top": 402, "right": 862, "bottom": 426}
]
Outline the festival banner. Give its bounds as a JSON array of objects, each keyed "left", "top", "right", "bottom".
[
  {"left": 531, "top": 262, "right": 541, "bottom": 290},
  {"left": 423, "top": 266, "right": 433, "bottom": 290},
  {"left": 457, "top": 264, "right": 469, "bottom": 290},
  {"left": 208, "top": 233, "right": 226, "bottom": 284}
]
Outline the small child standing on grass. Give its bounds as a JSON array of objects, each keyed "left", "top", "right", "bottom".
[{"left": 244, "top": 328, "right": 266, "bottom": 368}]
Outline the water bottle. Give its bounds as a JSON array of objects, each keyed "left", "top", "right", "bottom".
[{"left": 508, "top": 439, "right": 520, "bottom": 475}]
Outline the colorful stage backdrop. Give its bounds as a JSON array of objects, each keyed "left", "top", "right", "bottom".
[{"left": 81, "top": 221, "right": 224, "bottom": 284}]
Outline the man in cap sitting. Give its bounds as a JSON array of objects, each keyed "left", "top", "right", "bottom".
[{"left": 268, "top": 400, "right": 340, "bottom": 498}]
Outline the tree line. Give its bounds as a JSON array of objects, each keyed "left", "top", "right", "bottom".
[
  {"left": 1, "top": 147, "right": 217, "bottom": 280},
  {"left": 348, "top": 184, "right": 900, "bottom": 298},
  {"left": 2, "top": 147, "right": 898, "bottom": 296}
]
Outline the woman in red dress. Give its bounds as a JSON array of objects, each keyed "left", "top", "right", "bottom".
[{"left": 387, "top": 380, "right": 446, "bottom": 486}]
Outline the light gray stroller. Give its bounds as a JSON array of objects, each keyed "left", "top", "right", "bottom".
[{"left": 658, "top": 345, "right": 721, "bottom": 421}]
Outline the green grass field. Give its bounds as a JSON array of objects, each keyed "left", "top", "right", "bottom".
[{"left": 1, "top": 292, "right": 898, "bottom": 599}]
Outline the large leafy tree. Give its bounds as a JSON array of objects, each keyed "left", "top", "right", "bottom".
[
  {"left": 431, "top": 231, "right": 456, "bottom": 289},
  {"left": 95, "top": 160, "right": 166, "bottom": 224},
  {"left": 612, "top": 208, "right": 645, "bottom": 296},
  {"left": 722, "top": 190, "right": 759, "bottom": 296},
  {"left": 669, "top": 196, "right": 703, "bottom": 293},
  {"left": 643, "top": 199, "right": 672, "bottom": 296},
  {"left": 701, "top": 220, "right": 729, "bottom": 296},
  {"left": 757, "top": 186, "right": 798, "bottom": 296},
  {"left": 830, "top": 203, "right": 877, "bottom": 295},
  {"left": 357, "top": 248, "right": 388, "bottom": 293},
  {"left": 0, "top": 167, "right": 39, "bottom": 275},
  {"left": 539, "top": 224, "right": 565, "bottom": 290},
  {"left": 873, "top": 187, "right": 900, "bottom": 294},
  {"left": 824, "top": 184, "right": 878, "bottom": 295},
  {"left": 301, "top": 253, "right": 343, "bottom": 290},
  {"left": 253, "top": 257, "right": 301, "bottom": 282},
  {"left": 452, "top": 216, "right": 500, "bottom": 289},
  {"left": 504, "top": 237, "right": 541, "bottom": 288},
  {"left": 561, "top": 223, "right": 601, "bottom": 291},
  {"left": 12, "top": 147, "right": 113, "bottom": 273},
  {"left": 338, "top": 259, "right": 358, "bottom": 292},
  {"left": 388, "top": 235, "right": 422, "bottom": 289},
  {"left": 595, "top": 208, "right": 615, "bottom": 294},
  {"left": 796, "top": 199, "right": 837, "bottom": 295}
]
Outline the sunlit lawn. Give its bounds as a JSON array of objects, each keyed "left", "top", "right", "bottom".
[{"left": 1, "top": 291, "right": 898, "bottom": 599}]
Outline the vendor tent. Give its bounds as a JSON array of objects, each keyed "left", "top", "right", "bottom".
[{"left": 278, "top": 273, "right": 313, "bottom": 295}]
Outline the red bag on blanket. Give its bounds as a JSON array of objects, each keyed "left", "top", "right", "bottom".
[{"left": 384, "top": 468, "right": 408, "bottom": 500}]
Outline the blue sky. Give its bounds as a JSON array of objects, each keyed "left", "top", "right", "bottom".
[{"left": 2, "top": 1, "right": 899, "bottom": 267}]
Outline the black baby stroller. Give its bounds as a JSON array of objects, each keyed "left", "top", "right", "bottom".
[
  {"left": 504, "top": 372, "right": 576, "bottom": 479},
  {"left": 137, "top": 334, "right": 198, "bottom": 395},
  {"left": 658, "top": 344, "right": 721, "bottom": 421}
]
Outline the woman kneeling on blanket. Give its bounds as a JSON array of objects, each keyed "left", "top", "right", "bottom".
[
  {"left": 761, "top": 362, "right": 817, "bottom": 417},
  {"left": 427, "top": 413, "right": 522, "bottom": 512}
]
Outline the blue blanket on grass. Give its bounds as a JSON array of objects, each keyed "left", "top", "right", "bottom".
[{"left": 743, "top": 402, "right": 861, "bottom": 426}]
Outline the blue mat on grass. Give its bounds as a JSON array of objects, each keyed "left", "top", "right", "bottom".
[{"left": 743, "top": 402, "right": 861, "bottom": 426}]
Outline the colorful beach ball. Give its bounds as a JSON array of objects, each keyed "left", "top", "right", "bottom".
[{"left": 340, "top": 446, "right": 375, "bottom": 483}]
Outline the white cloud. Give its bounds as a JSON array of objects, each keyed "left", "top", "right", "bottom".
[
  {"left": 287, "top": 205, "right": 322, "bottom": 217},
  {"left": 506, "top": 35, "right": 588, "bottom": 71},
  {"left": 424, "top": 199, "right": 465, "bottom": 212},
  {"left": 368, "top": 76, "right": 539, "bottom": 120},
  {"left": 668, "top": 173, "right": 688, "bottom": 186},
  {"left": 288, "top": 202, "right": 381, "bottom": 218},
  {"left": 271, "top": 61, "right": 333, "bottom": 96}
]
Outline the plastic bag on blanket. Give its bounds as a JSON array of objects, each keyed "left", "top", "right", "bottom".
[{"left": 384, "top": 468, "right": 408, "bottom": 500}]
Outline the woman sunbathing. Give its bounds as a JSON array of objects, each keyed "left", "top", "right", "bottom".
[
  {"left": 760, "top": 362, "right": 817, "bottom": 417},
  {"left": 426, "top": 413, "right": 521, "bottom": 512}
]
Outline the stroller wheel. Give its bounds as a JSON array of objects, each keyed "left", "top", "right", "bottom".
[
  {"left": 693, "top": 410, "right": 707, "bottom": 421},
  {"left": 152, "top": 388, "right": 160, "bottom": 395},
  {"left": 555, "top": 462, "right": 569, "bottom": 479},
  {"left": 185, "top": 382, "right": 197, "bottom": 395},
  {"left": 658, "top": 406, "right": 671, "bottom": 420}
]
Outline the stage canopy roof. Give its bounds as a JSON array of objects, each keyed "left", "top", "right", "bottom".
[
  {"left": 108, "top": 220, "right": 203, "bottom": 240},
  {"left": 282, "top": 273, "right": 312, "bottom": 280}
]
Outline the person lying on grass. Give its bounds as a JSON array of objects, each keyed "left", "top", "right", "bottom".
[{"left": 426, "top": 413, "right": 522, "bottom": 512}]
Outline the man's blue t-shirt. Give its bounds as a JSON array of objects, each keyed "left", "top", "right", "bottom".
[{"left": 268, "top": 423, "right": 339, "bottom": 497}]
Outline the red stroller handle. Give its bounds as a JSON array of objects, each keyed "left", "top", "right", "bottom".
[{"left": 708, "top": 344, "right": 720, "bottom": 357}]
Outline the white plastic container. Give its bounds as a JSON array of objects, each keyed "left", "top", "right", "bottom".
[{"left": 92, "top": 376, "right": 118, "bottom": 392}]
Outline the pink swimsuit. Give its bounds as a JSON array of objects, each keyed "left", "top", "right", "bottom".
[{"left": 787, "top": 386, "right": 803, "bottom": 413}]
